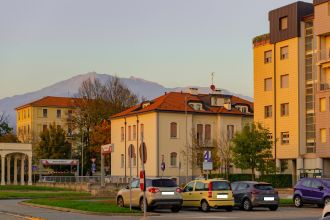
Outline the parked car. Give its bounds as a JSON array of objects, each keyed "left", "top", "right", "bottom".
[
  {"left": 322, "top": 203, "right": 330, "bottom": 219},
  {"left": 116, "top": 178, "right": 182, "bottom": 212},
  {"left": 231, "top": 181, "right": 279, "bottom": 211},
  {"left": 293, "top": 177, "right": 330, "bottom": 208},
  {"left": 181, "top": 178, "right": 234, "bottom": 212}
]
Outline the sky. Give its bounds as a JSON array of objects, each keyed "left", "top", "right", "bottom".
[{"left": 0, "top": 0, "right": 313, "bottom": 99}]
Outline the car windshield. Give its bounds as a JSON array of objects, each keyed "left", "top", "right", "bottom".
[
  {"left": 211, "top": 181, "right": 231, "bottom": 190},
  {"left": 254, "top": 184, "right": 274, "bottom": 190},
  {"left": 146, "top": 179, "right": 177, "bottom": 187}
]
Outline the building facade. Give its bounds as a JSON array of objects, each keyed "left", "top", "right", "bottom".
[
  {"left": 253, "top": 0, "right": 330, "bottom": 180},
  {"left": 110, "top": 90, "right": 253, "bottom": 181},
  {"left": 16, "top": 96, "right": 77, "bottom": 144}
]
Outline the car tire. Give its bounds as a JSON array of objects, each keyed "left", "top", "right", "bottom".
[
  {"left": 294, "top": 195, "right": 303, "bottom": 208},
  {"left": 269, "top": 205, "right": 278, "bottom": 211},
  {"left": 117, "top": 196, "right": 124, "bottom": 208},
  {"left": 140, "top": 198, "right": 150, "bottom": 212},
  {"left": 201, "top": 200, "right": 210, "bottom": 212},
  {"left": 171, "top": 206, "right": 181, "bottom": 213},
  {"left": 225, "top": 206, "right": 233, "bottom": 212},
  {"left": 242, "top": 199, "right": 252, "bottom": 211}
]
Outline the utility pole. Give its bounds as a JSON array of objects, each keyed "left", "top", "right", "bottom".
[{"left": 185, "top": 95, "right": 188, "bottom": 183}]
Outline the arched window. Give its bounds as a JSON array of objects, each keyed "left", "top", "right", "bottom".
[
  {"left": 170, "top": 152, "right": 177, "bottom": 167},
  {"left": 170, "top": 122, "right": 177, "bottom": 138}
]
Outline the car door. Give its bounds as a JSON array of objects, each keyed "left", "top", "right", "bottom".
[
  {"left": 235, "top": 183, "right": 249, "bottom": 205},
  {"left": 193, "top": 181, "right": 205, "bottom": 207},
  {"left": 310, "top": 179, "right": 324, "bottom": 203},
  {"left": 182, "top": 181, "right": 195, "bottom": 207},
  {"left": 131, "top": 179, "right": 141, "bottom": 206},
  {"left": 300, "top": 179, "right": 313, "bottom": 202}
]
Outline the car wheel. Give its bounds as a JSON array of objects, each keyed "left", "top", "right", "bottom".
[
  {"left": 294, "top": 195, "right": 303, "bottom": 208},
  {"left": 242, "top": 199, "right": 252, "bottom": 211},
  {"left": 171, "top": 206, "right": 181, "bottom": 213},
  {"left": 324, "top": 197, "right": 330, "bottom": 206},
  {"left": 269, "top": 205, "right": 278, "bottom": 211},
  {"left": 201, "top": 200, "right": 210, "bottom": 212},
  {"left": 140, "top": 198, "right": 150, "bottom": 212},
  {"left": 225, "top": 206, "right": 233, "bottom": 212},
  {"left": 117, "top": 196, "right": 124, "bottom": 208}
]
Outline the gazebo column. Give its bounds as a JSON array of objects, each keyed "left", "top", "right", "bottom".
[
  {"left": 13, "top": 156, "right": 18, "bottom": 185},
  {"left": 28, "top": 156, "right": 32, "bottom": 185},
  {"left": 6, "top": 156, "right": 11, "bottom": 185},
  {"left": 20, "top": 155, "right": 25, "bottom": 185},
  {"left": 1, "top": 155, "right": 5, "bottom": 185}
]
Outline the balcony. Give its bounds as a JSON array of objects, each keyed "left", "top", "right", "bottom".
[
  {"left": 316, "top": 48, "right": 330, "bottom": 64},
  {"left": 320, "top": 83, "right": 330, "bottom": 91}
]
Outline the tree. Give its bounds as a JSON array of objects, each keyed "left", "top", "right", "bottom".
[
  {"left": 35, "top": 123, "right": 71, "bottom": 160},
  {"left": 0, "top": 113, "right": 18, "bottom": 143},
  {"left": 216, "top": 132, "right": 233, "bottom": 180},
  {"left": 231, "top": 122, "right": 273, "bottom": 180}
]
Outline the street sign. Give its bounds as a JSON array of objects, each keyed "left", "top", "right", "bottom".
[
  {"left": 161, "top": 162, "right": 166, "bottom": 172},
  {"left": 204, "top": 150, "right": 212, "bottom": 162},
  {"left": 203, "top": 162, "right": 213, "bottom": 171},
  {"left": 139, "top": 142, "right": 147, "bottom": 164},
  {"left": 139, "top": 170, "right": 146, "bottom": 191},
  {"left": 128, "top": 144, "right": 135, "bottom": 158},
  {"left": 101, "top": 144, "right": 114, "bottom": 155}
]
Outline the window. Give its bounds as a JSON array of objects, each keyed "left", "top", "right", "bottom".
[
  {"left": 170, "top": 122, "right": 177, "bottom": 138},
  {"left": 264, "top": 78, "right": 272, "bottom": 91},
  {"left": 320, "top": 128, "right": 327, "bottom": 143},
  {"left": 205, "top": 124, "right": 211, "bottom": 142},
  {"left": 24, "top": 110, "right": 26, "bottom": 119},
  {"left": 68, "top": 110, "right": 73, "bottom": 119},
  {"left": 57, "top": 109, "right": 61, "bottom": 118},
  {"left": 27, "top": 125, "right": 30, "bottom": 135},
  {"left": 140, "top": 124, "right": 144, "bottom": 139},
  {"left": 311, "top": 180, "right": 322, "bottom": 189},
  {"left": 133, "top": 125, "right": 136, "bottom": 140},
  {"left": 17, "top": 112, "right": 20, "bottom": 121},
  {"left": 27, "top": 109, "right": 30, "bottom": 118},
  {"left": 264, "top": 50, "right": 272, "bottom": 63},
  {"left": 170, "top": 152, "right": 177, "bottom": 167},
  {"left": 128, "top": 126, "right": 131, "bottom": 141},
  {"left": 183, "top": 182, "right": 195, "bottom": 192},
  {"left": 281, "top": 103, "right": 289, "bottom": 116},
  {"left": 280, "top": 16, "right": 288, "bottom": 30},
  {"left": 43, "top": 109, "right": 48, "bottom": 117},
  {"left": 23, "top": 126, "right": 26, "bottom": 135},
  {"left": 195, "top": 182, "right": 205, "bottom": 191},
  {"left": 281, "top": 74, "right": 289, "bottom": 88},
  {"left": 301, "top": 179, "right": 311, "bottom": 188},
  {"left": 121, "top": 154, "right": 124, "bottom": 168},
  {"left": 280, "top": 46, "right": 289, "bottom": 60},
  {"left": 227, "top": 125, "right": 234, "bottom": 140},
  {"left": 43, "top": 124, "right": 47, "bottom": 132},
  {"left": 131, "top": 179, "right": 139, "bottom": 188},
  {"left": 197, "top": 124, "right": 203, "bottom": 143},
  {"left": 320, "top": 98, "right": 327, "bottom": 112},
  {"left": 281, "top": 132, "right": 290, "bottom": 144},
  {"left": 264, "top": 105, "right": 272, "bottom": 118},
  {"left": 121, "top": 127, "right": 124, "bottom": 141}
]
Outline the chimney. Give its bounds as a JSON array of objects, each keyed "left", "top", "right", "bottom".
[{"left": 189, "top": 87, "right": 198, "bottom": 95}]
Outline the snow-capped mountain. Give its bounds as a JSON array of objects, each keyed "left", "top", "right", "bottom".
[{"left": 0, "top": 72, "right": 252, "bottom": 130}]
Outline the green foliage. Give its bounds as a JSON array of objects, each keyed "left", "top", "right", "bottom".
[
  {"left": 36, "top": 123, "right": 71, "bottom": 160},
  {"left": 0, "top": 113, "right": 18, "bottom": 143},
  {"left": 231, "top": 122, "right": 273, "bottom": 180}
]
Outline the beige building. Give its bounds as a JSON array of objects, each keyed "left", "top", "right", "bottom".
[
  {"left": 110, "top": 90, "right": 253, "bottom": 181},
  {"left": 253, "top": 0, "right": 330, "bottom": 180}
]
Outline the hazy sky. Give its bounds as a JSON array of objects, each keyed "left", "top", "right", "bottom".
[{"left": 0, "top": 0, "right": 312, "bottom": 99}]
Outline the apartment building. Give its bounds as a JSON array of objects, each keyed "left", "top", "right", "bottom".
[
  {"left": 254, "top": 0, "right": 330, "bottom": 180},
  {"left": 16, "top": 96, "right": 77, "bottom": 144},
  {"left": 110, "top": 90, "right": 253, "bottom": 181}
]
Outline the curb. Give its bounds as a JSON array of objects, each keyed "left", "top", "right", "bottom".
[{"left": 20, "top": 201, "right": 160, "bottom": 217}]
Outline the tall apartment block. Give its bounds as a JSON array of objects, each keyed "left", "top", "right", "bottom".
[{"left": 253, "top": 0, "right": 330, "bottom": 181}]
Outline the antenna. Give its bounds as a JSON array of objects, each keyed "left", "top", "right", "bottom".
[
  {"left": 211, "top": 72, "right": 214, "bottom": 85},
  {"left": 210, "top": 72, "right": 215, "bottom": 92}
]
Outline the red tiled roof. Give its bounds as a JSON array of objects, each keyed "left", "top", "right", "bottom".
[
  {"left": 111, "top": 92, "right": 253, "bottom": 118},
  {"left": 16, "top": 96, "right": 81, "bottom": 110}
]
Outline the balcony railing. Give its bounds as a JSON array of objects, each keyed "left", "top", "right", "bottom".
[
  {"left": 316, "top": 48, "right": 330, "bottom": 63},
  {"left": 320, "top": 83, "right": 330, "bottom": 91}
]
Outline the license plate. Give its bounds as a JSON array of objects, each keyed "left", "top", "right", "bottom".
[
  {"left": 217, "top": 194, "right": 228, "bottom": 199},
  {"left": 162, "top": 192, "right": 174, "bottom": 195},
  {"left": 264, "top": 197, "right": 275, "bottom": 201}
]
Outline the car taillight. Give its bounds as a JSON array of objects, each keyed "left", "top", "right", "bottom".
[
  {"left": 274, "top": 190, "right": 279, "bottom": 195},
  {"left": 148, "top": 187, "right": 160, "bottom": 193},
  {"left": 176, "top": 188, "right": 182, "bottom": 193},
  {"left": 251, "top": 190, "right": 259, "bottom": 195},
  {"left": 208, "top": 182, "right": 213, "bottom": 198}
]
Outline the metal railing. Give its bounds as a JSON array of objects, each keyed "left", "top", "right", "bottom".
[
  {"left": 316, "top": 48, "right": 330, "bottom": 63},
  {"left": 39, "top": 175, "right": 130, "bottom": 184},
  {"left": 320, "top": 83, "right": 330, "bottom": 91}
]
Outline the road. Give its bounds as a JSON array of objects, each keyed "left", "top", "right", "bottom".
[{"left": 0, "top": 200, "right": 323, "bottom": 220}]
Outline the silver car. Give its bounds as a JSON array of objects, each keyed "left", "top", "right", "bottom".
[{"left": 117, "top": 178, "right": 183, "bottom": 212}]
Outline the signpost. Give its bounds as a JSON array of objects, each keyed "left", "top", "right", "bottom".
[
  {"left": 128, "top": 144, "right": 135, "bottom": 211},
  {"left": 139, "top": 135, "right": 147, "bottom": 219},
  {"left": 203, "top": 150, "right": 213, "bottom": 179},
  {"left": 100, "top": 144, "right": 113, "bottom": 187},
  {"left": 161, "top": 162, "right": 165, "bottom": 178}
]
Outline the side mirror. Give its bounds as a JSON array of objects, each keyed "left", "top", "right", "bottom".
[
  {"left": 319, "top": 186, "right": 324, "bottom": 191},
  {"left": 126, "top": 185, "right": 130, "bottom": 190}
]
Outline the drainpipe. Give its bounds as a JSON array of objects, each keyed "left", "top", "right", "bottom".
[
  {"left": 136, "top": 115, "right": 139, "bottom": 177},
  {"left": 124, "top": 118, "right": 127, "bottom": 180},
  {"left": 157, "top": 112, "right": 160, "bottom": 178},
  {"left": 274, "top": 43, "right": 277, "bottom": 171}
]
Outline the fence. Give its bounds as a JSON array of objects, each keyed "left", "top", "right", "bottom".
[{"left": 39, "top": 175, "right": 130, "bottom": 184}]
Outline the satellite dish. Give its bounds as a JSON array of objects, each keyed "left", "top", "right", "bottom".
[{"left": 210, "top": 84, "right": 216, "bottom": 91}]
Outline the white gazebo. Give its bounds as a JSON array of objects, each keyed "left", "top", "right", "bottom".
[{"left": 0, "top": 143, "right": 33, "bottom": 185}]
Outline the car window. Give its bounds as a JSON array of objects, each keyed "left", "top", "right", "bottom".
[
  {"left": 237, "top": 183, "right": 249, "bottom": 190},
  {"left": 311, "top": 180, "right": 322, "bottom": 189},
  {"left": 323, "top": 179, "right": 330, "bottom": 188},
  {"left": 194, "top": 181, "right": 205, "bottom": 191},
  {"left": 231, "top": 182, "right": 238, "bottom": 191},
  {"left": 150, "top": 179, "right": 177, "bottom": 187},
  {"left": 254, "top": 184, "right": 273, "bottom": 190},
  {"left": 131, "top": 179, "right": 139, "bottom": 188},
  {"left": 211, "top": 181, "right": 231, "bottom": 190},
  {"left": 184, "top": 182, "right": 195, "bottom": 192},
  {"left": 301, "top": 179, "right": 312, "bottom": 188}
]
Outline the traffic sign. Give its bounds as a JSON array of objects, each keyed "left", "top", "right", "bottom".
[
  {"left": 101, "top": 144, "right": 114, "bottom": 155},
  {"left": 140, "top": 170, "right": 146, "bottom": 191},
  {"left": 161, "top": 162, "right": 166, "bottom": 172},
  {"left": 204, "top": 150, "right": 212, "bottom": 162},
  {"left": 139, "top": 142, "right": 147, "bottom": 164},
  {"left": 203, "top": 162, "right": 213, "bottom": 171}
]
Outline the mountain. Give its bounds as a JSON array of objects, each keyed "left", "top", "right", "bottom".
[{"left": 0, "top": 72, "right": 252, "bottom": 130}]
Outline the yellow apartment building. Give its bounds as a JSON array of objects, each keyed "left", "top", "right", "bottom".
[
  {"left": 254, "top": 0, "right": 330, "bottom": 180},
  {"left": 110, "top": 90, "right": 253, "bottom": 182}
]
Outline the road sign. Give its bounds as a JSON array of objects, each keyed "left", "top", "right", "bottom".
[
  {"left": 140, "top": 170, "right": 146, "bottom": 191},
  {"left": 128, "top": 144, "right": 135, "bottom": 158},
  {"left": 161, "top": 162, "right": 166, "bottom": 172},
  {"left": 204, "top": 150, "right": 212, "bottom": 162},
  {"left": 203, "top": 162, "right": 213, "bottom": 171},
  {"left": 101, "top": 144, "right": 114, "bottom": 155},
  {"left": 139, "top": 142, "right": 147, "bottom": 164}
]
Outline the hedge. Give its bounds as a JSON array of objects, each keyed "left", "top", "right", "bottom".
[{"left": 209, "top": 173, "right": 292, "bottom": 188}]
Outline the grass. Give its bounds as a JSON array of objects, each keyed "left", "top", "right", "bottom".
[
  {"left": 26, "top": 198, "right": 141, "bottom": 214},
  {"left": 280, "top": 198, "right": 293, "bottom": 205},
  {"left": 0, "top": 185, "right": 73, "bottom": 191}
]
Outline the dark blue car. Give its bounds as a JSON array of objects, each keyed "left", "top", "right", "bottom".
[{"left": 293, "top": 177, "right": 330, "bottom": 208}]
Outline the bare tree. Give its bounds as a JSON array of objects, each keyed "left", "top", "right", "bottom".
[{"left": 216, "top": 132, "right": 233, "bottom": 180}]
